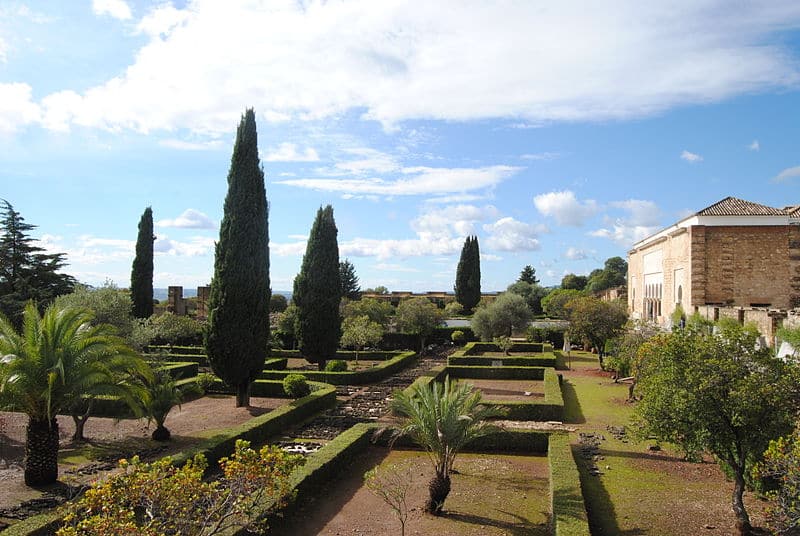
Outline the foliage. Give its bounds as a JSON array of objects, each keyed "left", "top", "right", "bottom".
[
  {"left": 585, "top": 256, "right": 627, "bottom": 293},
  {"left": 471, "top": 292, "right": 532, "bottom": 341},
  {"left": 443, "top": 300, "right": 463, "bottom": 316},
  {"left": 753, "top": 427, "right": 800, "bottom": 535},
  {"left": 686, "top": 311, "right": 714, "bottom": 334},
  {"left": 561, "top": 273, "right": 588, "bottom": 291},
  {"left": 633, "top": 326, "right": 800, "bottom": 534},
  {"left": 132, "top": 312, "right": 205, "bottom": 349},
  {"left": 364, "top": 463, "right": 414, "bottom": 536},
  {"left": 518, "top": 264, "right": 539, "bottom": 285},
  {"left": 275, "top": 303, "right": 299, "bottom": 349},
  {"left": 454, "top": 235, "right": 481, "bottom": 313},
  {"left": 506, "top": 280, "right": 548, "bottom": 315},
  {"left": 607, "top": 320, "right": 660, "bottom": 387},
  {"left": 0, "top": 303, "right": 150, "bottom": 485},
  {"left": 324, "top": 359, "right": 348, "bottom": 372},
  {"left": 283, "top": 373, "right": 311, "bottom": 398},
  {"left": 493, "top": 335, "right": 513, "bottom": 355},
  {"left": 143, "top": 370, "right": 185, "bottom": 441},
  {"left": 395, "top": 297, "right": 444, "bottom": 353},
  {"left": 54, "top": 281, "right": 134, "bottom": 338},
  {"left": 57, "top": 440, "right": 303, "bottom": 536},
  {"left": 670, "top": 303, "right": 686, "bottom": 328},
  {"left": 340, "top": 314, "right": 383, "bottom": 360},
  {"left": 130, "top": 207, "right": 155, "bottom": 319},
  {"left": 565, "top": 296, "right": 627, "bottom": 368},
  {"left": 363, "top": 285, "right": 389, "bottom": 294},
  {"left": 269, "top": 293, "right": 288, "bottom": 313},
  {"left": 0, "top": 200, "right": 76, "bottom": 326},
  {"left": 339, "top": 259, "right": 361, "bottom": 300},
  {"left": 342, "top": 297, "right": 394, "bottom": 328},
  {"left": 388, "top": 377, "right": 501, "bottom": 515},
  {"left": 450, "top": 330, "right": 466, "bottom": 345},
  {"left": 777, "top": 324, "right": 800, "bottom": 361},
  {"left": 294, "top": 205, "right": 341, "bottom": 370},
  {"left": 206, "top": 109, "right": 271, "bottom": 408},
  {"left": 195, "top": 372, "right": 217, "bottom": 394},
  {"left": 541, "top": 288, "right": 582, "bottom": 319}
]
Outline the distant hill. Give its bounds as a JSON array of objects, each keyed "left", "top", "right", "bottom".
[{"left": 153, "top": 288, "right": 292, "bottom": 302}]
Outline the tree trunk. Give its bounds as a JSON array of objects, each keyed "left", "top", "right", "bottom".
[
  {"left": 425, "top": 471, "right": 451, "bottom": 515},
  {"left": 71, "top": 414, "right": 89, "bottom": 443},
  {"left": 732, "top": 471, "right": 752, "bottom": 536},
  {"left": 152, "top": 424, "right": 171, "bottom": 441},
  {"left": 235, "top": 382, "right": 250, "bottom": 407},
  {"left": 25, "top": 417, "right": 59, "bottom": 486}
]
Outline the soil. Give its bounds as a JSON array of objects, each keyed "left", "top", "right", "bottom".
[
  {"left": 458, "top": 378, "right": 546, "bottom": 401},
  {"left": 270, "top": 447, "right": 551, "bottom": 536},
  {"left": 0, "top": 394, "right": 287, "bottom": 522}
]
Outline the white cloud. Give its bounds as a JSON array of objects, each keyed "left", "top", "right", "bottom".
[
  {"left": 564, "top": 247, "right": 587, "bottom": 260},
  {"left": 271, "top": 240, "right": 308, "bottom": 257},
  {"left": 92, "top": 0, "right": 132, "bottom": 20},
  {"left": 592, "top": 198, "right": 662, "bottom": 247},
  {"left": 482, "top": 217, "right": 542, "bottom": 251},
  {"left": 481, "top": 253, "right": 503, "bottom": 261},
  {"left": 412, "top": 204, "right": 499, "bottom": 238},
  {"left": 373, "top": 263, "right": 420, "bottom": 272},
  {"left": 609, "top": 199, "right": 662, "bottom": 227},
  {"left": 590, "top": 224, "right": 657, "bottom": 247},
  {"left": 264, "top": 142, "right": 320, "bottom": 162},
  {"left": 278, "top": 165, "right": 520, "bottom": 197},
  {"left": 159, "top": 138, "right": 224, "bottom": 151},
  {"left": 773, "top": 165, "right": 800, "bottom": 182},
  {"left": 29, "top": 1, "right": 800, "bottom": 135},
  {"left": 334, "top": 148, "right": 399, "bottom": 174},
  {"left": 0, "top": 83, "right": 40, "bottom": 133},
  {"left": 748, "top": 139, "right": 760, "bottom": 151},
  {"left": 0, "top": 36, "right": 8, "bottom": 63},
  {"left": 341, "top": 236, "right": 463, "bottom": 260},
  {"left": 154, "top": 235, "right": 215, "bottom": 256},
  {"left": 521, "top": 152, "right": 560, "bottom": 161},
  {"left": 680, "top": 150, "right": 703, "bottom": 163},
  {"left": 533, "top": 190, "right": 599, "bottom": 226},
  {"left": 156, "top": 209, "right": 216, "bottom": 229}
]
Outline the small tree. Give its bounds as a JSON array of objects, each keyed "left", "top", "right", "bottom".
[
  {"left": 144, "top": 370, "right": 185, "bottom": 441},
  {"left": 365, "top": 463, "right": 414, "bottom": 536},
  {"left": 339, "top": 259, "right": 361, "bottom": 300},
  {"left": 541, "top": 288, "right": 582, "bottom": 319},
  {"left": 777, "top": 324, "right": 800, "bottom": 361},
  {"left": 561, "top": 273, "right": 588, "bottom": 291},
  {"left": 395, "top": 297, "right": 443, "bottom": 353},
  {"left": 342, "top": 297, "right": 394, "bottom": 328},
  {"left": 340, "top": 315, "right": 383, "bottom": 361},
  {"left": 294, "top": 205, "right": 342, "bottom": 370},
  {"left": 54, "top": 281, "right": 134, "bottom": 338},
  {"left": 454, "top": 236, "right": 480, "bottom": 313},
  {"left": 518, "top": 265, "right": 539, "bottom": 285},
  {"left": 506, "top": 280, "right": 548, "bottom": 315},
  {"left": 565, "top": 296, "right": 627, "bottom": 369},
  {"left": 634, "top": 326, "right": 800, "bottom": 535},
  {"left": 753, "top": 427, "right": 800, "bottom": 535},
  {"left": 269, "top": 293, "right": 288, "bottom": 313},
  {"left": 493, "top": 335, "right": 513, "bottom": 356},
  {"left": 471, "top": 292, "right": 531, "bottom": 341},
  {"left": 130, "top": 207, "right": 155, "bottom": 319},
  {"left": 276, "top": 304, "right": 300, "bottom": 349}
]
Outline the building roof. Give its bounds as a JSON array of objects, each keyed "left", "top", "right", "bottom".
[
  {"left": 695, "top": 196, "right": 785, "bottom": 216},
  {"left": 784, "top": 205, "right": 800, "bottom": 217}
]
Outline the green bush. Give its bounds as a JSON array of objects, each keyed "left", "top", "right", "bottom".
[
  {"left": 451, "top": 330, "right": 466, "bottom": 345},
  {"left": 325, "top": 359, "right": 348, "bottom": 372},
  {"left": 283, "top": 374, "right": 311, "bottom": 398}
]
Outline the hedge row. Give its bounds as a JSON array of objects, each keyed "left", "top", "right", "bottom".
[
  {"left": 147, "top": 344, "right": 205, "bottom": 355},
  {"left": 462, "top": 341, "right": 545, "bottom": 354},
  {"left": 378, "top": 326, "right": 476, "bottom": 350},
  {"left": 257, "top": 351, "right": 417, "bottom": 385},
  {"left": 448, "top": 354, "right": 557, "bottom": 367},
  {"left": 268, "top": 349, "right": 397, "bottom": 361},
  {"left": 155, "top": 361, "right": 199, "bottom": 380},
  {"left": 549, "top": 433, "right": 591, "bottom": 535}
]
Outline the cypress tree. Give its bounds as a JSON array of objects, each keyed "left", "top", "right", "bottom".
[
  {"left": 454, "top": 236, "right": 481, "bottom": 313},
  {"left": 293, "top": 205, "right": 341, "bottom": 370},
  {"left": 205, "top": 109, "right": 270, "bottom": 407},
  {"left": 130, "top": 207, "right": 154, "bottom": 319}
]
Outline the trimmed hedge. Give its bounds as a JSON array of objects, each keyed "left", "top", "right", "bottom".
[
  {"left": 257, "top": 351, "right": 417, "bottom": 385},
  {"left": 147, "top": 345, "right": 205, "bottom": 355},
  {"left": 549, "top": 433, "right": 591, "bottom": 535},
  {"left": 378, "top": 327, "right": 477, "bottom": 350},
  {"left": 264, "top": 357, "right": 288, "bottom": 370},
  {"left": 268, "top": 349, "right": 397, "bottom": 361},
  {"left": 461, "top": 341, "right": 551, "bottom": 355},
  {"left": 448, "top": 355, "right": 557, "bottom": 367},
  {"left": 155, "top": 361, "right": 199, "bottom": 380}
]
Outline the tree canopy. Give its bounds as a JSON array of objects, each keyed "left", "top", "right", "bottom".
[
  {"left": 340, "top": 315, "right": 383, "bottom": 360},
  {"left": 342, "top": 297, "right": 394, "bottom": 328},
  {"left": 561, "top": 273, "right": 588, "bottom": 291},
  {"left": 205, "top": 109, "right": 270, "bottom": 407},
  {"left": 518, "top": 265, "right": 539, "bottom": 285},
  {"left": 471, "top": 292, "right": 532, "bottom": 341},
  {"left": 506, "top": 280, "right": 548, "bottom": 315},
  {"left": 293, "top": 205, "right": 341, "bottom": 369},
  {"left": 339, "top": 259, "right": 361, "bottom": 300},
  {"left": 454, "top": 236, "right": 480, "bottom": 313},
  {"left": 130, "top": 206, "right": 155, "bottom": 319},
  {"left": 541, "top": 288, "right": 582, "bottom": 319},
  {"left": 54, "top": 281, "right": 134, "bottom": 338},
  {"left": 565, "top": 296, "right": 627, "bottom": 367},
  {"left": 395, "top": 297, "right": 443, "bottom": 353},
  {"left": 586, "top": 256, "right": 627, "bottom": 293}
]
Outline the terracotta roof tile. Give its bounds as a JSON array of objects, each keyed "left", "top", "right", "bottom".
[{"left": 695, "top": 197, "right": 785, "bottom": 216}]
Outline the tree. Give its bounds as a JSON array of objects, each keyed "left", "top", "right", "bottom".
[
  {"left": 130, "top": 207, "right": 155, "bottom": 319},
  {"left": 276, "top": 303, "right": 299, "bottom": 349},
  {"left": 586, "top": 256, "right": 627, "bottom": 293},
  {"left": 206, "top": 109, "right": 270, "bottom": 408},
  {"left": 777, "top": 324, "right": 800, "bottom": 361},
  {"left": 634, "top": 326, "right": 799, "bottom": 536},
  {"left": 471, "top": 292, "right": 532, "bottom": 341},
  {"left": 0, "top": 200, "right": 76, "bottom": 326},
  {"left": 506, "top": 280, "right": 548, "bottom": 315},
  {"left": 339, "top": 259, "right": 361, "bottom": 301},
  {"left": 0, "top": 303, "right": 150, "bottom": 485},
  {"left": 364, "top": 285, "right": 389, "bottom": 294},
  {"left": 143, "top": 370, "right": 186, "bottom": 441},
  {"left": 293, "top": 205, "right": 341, "bottom": 370},
  {"left": 340, "top": 315, "right": 384, "bottom": 361},
  {"left": 364, "top": 463, "right": 414, "bottom": 536},
  {"left": 561, "top": 273, "right": 588, "bottom": 291},
  {"left": 541, "top": 288, "right": 582, "bottom": 319},
  {"left": 518, "top": 265, "right": 539, "bottom": 285},
  {"left": 54, "top": 281, "right": 134, "bottom": 338},
  {"left": 753, "top": 427, "right": 800, "bottom": 535},
  {"left": 565, "top": 296, "right": 627, "bottom": 368},
  {"left": 269, "top": 293, "right": 288, "bottom": 313},
  {"left": 342, "top": 297, "right": 394, "bottom": 328},
  {"left": 454, "top": 236, "right": 480, "bottom": 313},
  {"left": 395, "top": 297, "right": 443, "bottom": 353},
  {"left": 388, "top": 377, "right": 501, "bottom": 515}
]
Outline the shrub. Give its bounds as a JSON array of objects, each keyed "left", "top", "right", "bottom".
[
  {"left": 283, "top": 374, "right": 311, "bottom": 398},
  {"left": 195, "top": 372, "right": 217, "bottom": 393},
  {"left": 451, "top": 330, "right": 466, "bottom": 345},
  {"left": 444, "top": 301, "right": 464, "bottom": 317},
  {"left": 325, "top": 359, "right": 348, "bottom": 372}
]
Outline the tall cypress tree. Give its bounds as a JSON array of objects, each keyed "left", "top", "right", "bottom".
[
  {"left": 293, "top": 205, "right": 341, "bottom": 370},
  {"left": 454, "top": 236, "right": 481, "bottom": 313},
  {"left": 130, "top": 207, "right": 154, "bottom": 319},
  {"left": 205, "top": 109, "right": 270, "bottom": 407}
]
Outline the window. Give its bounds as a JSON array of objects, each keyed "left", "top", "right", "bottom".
[{"left": 677, "top": 285, "right": 682, "bottom": 304}]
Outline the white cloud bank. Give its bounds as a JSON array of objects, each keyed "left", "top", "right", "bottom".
[
  {"left": 774, "top": 165, "right": 800, "bottom": 182},
  {"left": 264, "top": 142, "right": 320, "bottom": 162},
  {"left": 156, "top": 209, "right": 216, "bottom": 229},
  {"left": 7, "top": 1, "right": 796, "bottom": 134},
  {"left": 533, "top": 191, "right": 599, "bottom": 226},
  {"left": 591, "top": 198, "right": 663, "bottom": 246}
]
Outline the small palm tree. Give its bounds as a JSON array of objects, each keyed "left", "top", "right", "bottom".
[
  {"left": 0, "top": 303, "right": 151, "bottom": 486},
  {"left": 389, "top": 377, "right": 501, "bottom": 515},
  {"left": 144, "top": 370, "right": 184, "bottom": 441}
]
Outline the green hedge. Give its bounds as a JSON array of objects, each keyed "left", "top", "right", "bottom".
[
  {"left": 147, "top": 344, "right": 205, "bottom": 355},
  {"left": 448, "top": 355, "right": 556, "bottom": 367},
  {"left": 257, "top": 351, "right": 417, "bottom": 385},
  {"left": 462, "top": 341, "right": 546, "bottom": 355},
  {"left": 549, "top": 433, "right": 591, "bottom": 535},
  {"left": 264, "top": 357, "right": 288, "bottom": 370},
  {"left": 269, "top": 349, "right": 398, "bottom": 361},
  {"left": 155, "top": 361, "right": 199, "bottom": 380}
]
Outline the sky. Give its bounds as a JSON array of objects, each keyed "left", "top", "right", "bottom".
[{"left": 1, "top": 1, "right": 800, "bottom": 293}]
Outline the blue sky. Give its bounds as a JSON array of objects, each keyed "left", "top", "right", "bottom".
[{"left": 2, "top": 1, "right": 799, "bottom": 292}]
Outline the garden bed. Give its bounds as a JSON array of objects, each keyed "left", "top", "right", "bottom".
[{"left": 457, "top": 378, "right": 546, "bottom": 400}]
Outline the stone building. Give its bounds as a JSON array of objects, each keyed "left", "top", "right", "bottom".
[{"left": 627, "top": 197, "right": 800, "bottom": 325}]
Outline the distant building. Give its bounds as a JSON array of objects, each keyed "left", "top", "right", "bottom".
[{"left": 627, "top": 197, "right": 800, "bottom": 325}]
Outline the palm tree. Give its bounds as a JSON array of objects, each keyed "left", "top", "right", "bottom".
[
  {"left": 388, "top": 377, "right": 501, "bottom": 515},
  {"left": 144, "top": 370, "right": 185, "bottom": 441},
  {"left": 0, "top": 303, "right": 151, "bottom": 486}
]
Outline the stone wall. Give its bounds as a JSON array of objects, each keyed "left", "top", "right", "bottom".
[{"left": 693, "top": 304, "right": 788, "bottom": 347}]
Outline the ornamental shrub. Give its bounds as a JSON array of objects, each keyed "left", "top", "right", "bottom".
[
  {"left": 325, "top": 359, "right": 348, "bottom": 372},
  {"left": 451, "top": 330, "right": 466, "bottom": 345},
  {"left": 283, "top": 373, "right": 311, "bottom": 398}
]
